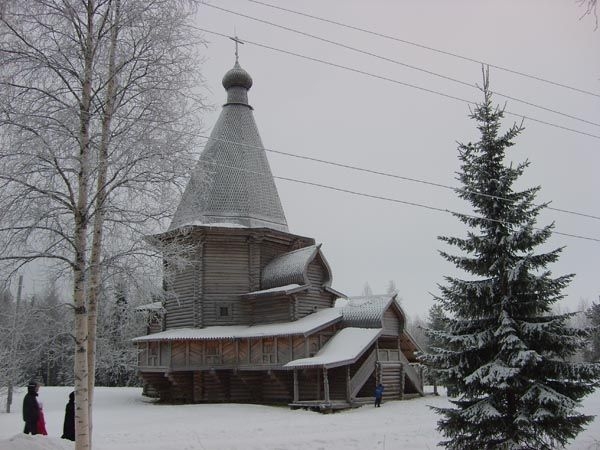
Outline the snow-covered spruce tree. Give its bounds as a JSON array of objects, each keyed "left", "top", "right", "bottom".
[
  {"left": 421, "top": 72, "right": 600, "bottom": 450},
  {"left": 585, "top": 301, "right": 600, "bottom": 362}
]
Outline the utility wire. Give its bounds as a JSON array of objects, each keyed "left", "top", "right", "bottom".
[
  {"left": 196, "top": 159, "right": 600, "bottom": 243},
  {"left": 201, "top": 2, "right": 600, "bottom": 128},
  {"left": 106, "top": 112, "right": 600, "bottom": 241},
  {"left": 194, "top": 133, "right": 600, "bottom": 221},
  {"left": 247, "top": 0, "right": 600, "bottom": 99},
  {"left": 111, "top": 110, "right": 600, "bottom": 222},
  {"left": 191, "top": 26, "right": 600, "bottom": 141}
]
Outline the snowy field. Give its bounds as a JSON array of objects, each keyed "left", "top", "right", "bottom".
[{"left": 1, "top": 386, "right": 599, "bottom": 450}]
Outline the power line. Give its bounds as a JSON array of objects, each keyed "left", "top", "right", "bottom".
[
  {"left": 196, "top": 158, "right": 600, "bottom": 243},
  {"left": 200, "top": 2, "right": 600, "bottom": 128},
  {"left": 111, "top": 108, "right": 600, "bottom": 222},
  {"left": 247, "top": 0, "right": 600, "bottom": 99},
  {"left": 193, "top": 133, "right": 600, "bottom": 222},
  {"left": 191, "top": 26, "right": 600, "bottom": 141},
  {"left": 105, "top": 112, "right": 600, "bottom": 241}
]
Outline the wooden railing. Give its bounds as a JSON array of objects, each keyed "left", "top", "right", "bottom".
[
  {"left": 377, "top": 349, "right": 400, "bottom": 361},
  {"left": 349, "top": 349, "right": 377, "bottom": 398},
  {"left": 378, "top": 349, "right": 424, "bottom": 395},
  {"left": 398, "top": 353, "right": 424, "bottom": 395}
]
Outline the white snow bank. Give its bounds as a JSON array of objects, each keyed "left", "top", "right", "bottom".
[
  {"left": 1, "top": 386, "right": 599, "bottom": 450},
  {"left": 1, "top": 434, "right": 72, "bottom": 450}
]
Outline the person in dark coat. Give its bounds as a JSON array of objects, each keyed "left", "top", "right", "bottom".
[
  {"left": 61, "top": 391, "right": 75, "bottom": 441},
  {"left": 374, "top": 383, "right": 384, "bottom": 407},
  {"left": 22, "top": 381, "right": 40, "bottom": 434}
]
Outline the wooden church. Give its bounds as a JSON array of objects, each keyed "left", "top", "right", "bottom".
[{"left": 133, "top": 56, "right": 424, "bottom": 411}]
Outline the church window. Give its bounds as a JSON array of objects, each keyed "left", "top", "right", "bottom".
[
  {"left": 262, "top": 338, "right": 275, "bottom": 363},
  {"left": 217, "top": 303, "right": 233, "bottom": 320},
  {"left": 205, "top": 341, "right": 220, "bottom": 364}
]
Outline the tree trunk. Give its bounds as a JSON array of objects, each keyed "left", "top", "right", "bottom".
[
  {"left": 74, "top": 1, "right": 96, "bottom": 449},
  {"left": 87, "top": 2, "right": 121, "bottom": 446},
  {"left": 6, "top": 274, "right": 23, "bottom": 413}
]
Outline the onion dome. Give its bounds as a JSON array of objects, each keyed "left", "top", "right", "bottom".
[{"left": 222, "top": 61, "right": 253, "bottom": 90}]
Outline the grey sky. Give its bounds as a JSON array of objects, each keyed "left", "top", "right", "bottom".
[{"left": 192, "top": 0, "right": 599, "bottom": 320}]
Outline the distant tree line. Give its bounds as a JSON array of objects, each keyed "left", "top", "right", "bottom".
[{"left": 0, "top": 277, "right": 147, "bottom": 407}]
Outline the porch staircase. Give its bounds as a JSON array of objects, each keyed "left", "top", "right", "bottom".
[
  {"left": 349, "top": 348, "right": 424, "bottom": 401},
  {"left": 349, "top": 348, "right": 377, "bottom": 399},
  {"left": 397, "top": 351, "right": 424, "bottom": 395}
]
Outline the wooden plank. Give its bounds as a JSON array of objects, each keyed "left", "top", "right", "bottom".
[
  {"left": 189, "top": 342, "right": 202, "bottom": 366},
  {"left": 382, "top": 309, "right": 401, "bottom": 336},
  {"left": 171, "top": 341, "right": 186, "bottom": 368},
  {"left": 250, "top": 339, "right": 262, "bottom": 365},
  {"left": 292, "top": 336, "right": 305, "bottom": 359},
  {"left": 223, "top": 341, "right": 236, "bottom": 365}
]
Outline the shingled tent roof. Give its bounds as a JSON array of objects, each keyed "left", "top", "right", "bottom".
[{"left": 169, "top": 60, "right": 288, "bottom": 232}]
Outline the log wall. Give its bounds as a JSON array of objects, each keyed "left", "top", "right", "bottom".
[
  {"left": 164, "top": 259, "right": 201, "bottom": 329},
  {"left": 262, "top": 371, "right": 293, "bottom": 402},
  {"left": 327, "top": 367, "right": 348, "bottom": 401},
  {"left": 203, "top": 237, "right": 251, "bottom": 325},
  {"left": 382, "top": 308, "right": 402, "bottom": 336},
  {"left": 252, "top": 296, "right": 292, "bottom": 324},
  {"left": 298, "top": 369, "right": 320, "bottom": 400},
  {"left": 163, "top": 230, "right": 321, "bottom": 331}
]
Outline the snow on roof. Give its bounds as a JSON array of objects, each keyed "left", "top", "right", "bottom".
[
  {"left": 339, "top": 294, "right": 396, "bottom": 328},
  {"left": 261, "top": 245, "right": 318, "bottom": 289},
  {"left": 284, "top": 328, "right": 381, "bottom": 369},
  {"left": 132, "top": 308, "right": 342, "bottom": 342},
  {"left": 324, "top": 286, "right": 347, "bottom": 299},
  {"left": 241, "top": 283, "right": 308, "bottom": 299}
]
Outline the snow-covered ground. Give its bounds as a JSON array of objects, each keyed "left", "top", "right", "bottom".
[{"left": 1, "top": 386, "right": 599, "bottom": 450}]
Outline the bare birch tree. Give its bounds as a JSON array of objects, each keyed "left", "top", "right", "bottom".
[{"left": 0, "top": 1, "right": 205, "bottom": 448}]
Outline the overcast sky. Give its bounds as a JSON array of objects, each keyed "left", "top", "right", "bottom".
[{"left": 190, "top": 0, "right": 599, "bottom": 320}]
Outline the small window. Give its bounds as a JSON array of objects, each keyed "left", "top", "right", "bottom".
[
  {"left": 148, "top": 342, "right": 159, "bottom": 365},
  {"left": 217, "top": 303, "right": 233, "bottom": 319},
  {"left": 262, "top": 338, "right": 275, "bottom": 363},
  {"left": 205, "top": 341, "right": 220, "bottom": 364}
]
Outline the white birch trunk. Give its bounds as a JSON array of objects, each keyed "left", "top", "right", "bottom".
[
  {"left": 87, "top": 2, "right": 121, "bottom": 446},
  {"left": 74, "top": 1, "right": 96, "bottom": 449},
  {"left": 0, "top": 5, "right": 205, "bottom": 445}
]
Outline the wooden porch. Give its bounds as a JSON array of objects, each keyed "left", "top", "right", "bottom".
[{"left": 287, "top": 348, "right": 424, "bottom": 412}]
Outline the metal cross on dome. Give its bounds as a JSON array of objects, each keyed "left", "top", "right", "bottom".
[{"left": 229, "top": 35, "right": 244, "bottom": 63}]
